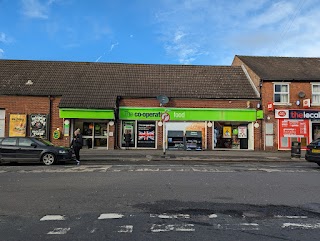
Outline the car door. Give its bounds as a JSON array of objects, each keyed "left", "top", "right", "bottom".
[
  {"left": 0, "top": 137, "right": 18, "bottom": 161},
  {"left": 16, "top": 138, "right": 43, "bottom": 161}
]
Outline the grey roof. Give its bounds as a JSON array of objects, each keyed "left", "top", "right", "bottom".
[
  {"left": 236, "top": 55, "right": 320, "bottom": 81},
  {"left": 0, "top": 59, "right": 259, "bottom": 109}
]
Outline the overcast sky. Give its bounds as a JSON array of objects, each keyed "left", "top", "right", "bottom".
[{"left": 0, "top": 0, "right": 319, "bottom": 65}]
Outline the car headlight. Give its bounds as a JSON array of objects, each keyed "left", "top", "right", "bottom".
[{"left": 59, "top": 150, "right": 67, "bottom": 154}]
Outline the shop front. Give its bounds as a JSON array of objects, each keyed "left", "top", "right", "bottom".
[
  {"left": 119, "top": 107, "right": 262, "bottom": 150},
  {"left": 275, "top": 109, "right": 320, "bottom": 150},
  {"left": 59, "top": 108, "right": 115, "bottom": 149}
]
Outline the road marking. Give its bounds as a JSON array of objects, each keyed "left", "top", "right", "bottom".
[
  {"left": 275, "top": 215, "right": 308, "bottom": 219},
  {"left": 209, "top": 214, "right": 218, "bottom": 218},
  {"left": 98, "top": 213, "right": 124, "bottom": 219},
  {"left": 282, "top": 223, "right": 320, "bottom": 229},
  {"left": 118, "top": 225, "right": 133, "bottom": 233},
  {"left": 150, "top": 224, "right": 195, "bottom": 232},
  {"left": 150, "top": 214, "right": 190, "bottom": 219},
  {"left": 216, "top": 223, "right": 259, "bottom": 230},
  {"left": 40, "top": 215, "right": 66, "bottom": 221},
  {"left": 47, "top": 228, "right": 70, "bottom": 234}
]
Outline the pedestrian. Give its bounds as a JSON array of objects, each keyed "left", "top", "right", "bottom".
[
  {"left": 71, "top": 128, "right": 83, "bottom": 165},
  {"left": 124, "top": 130, "right": 131, "bottom": 150}
]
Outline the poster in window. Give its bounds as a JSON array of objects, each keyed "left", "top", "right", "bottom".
[
  {"left": 137, "top": 121, "right": 156, "bottom": 148},
  {"left": 9, "top": 114, "right": 27, "bottom": 137},
  {"left": 238, "top": 126, "right": 247, "bottom": 139},
  {"left": 30, "top": 114, "right": 48, "bottom": 138},
  {"left": 223, "top": 126, "right": 231, "bottom": 138},
  {"left": 122, "top": 121, "right": 135, "bottom": 147}
]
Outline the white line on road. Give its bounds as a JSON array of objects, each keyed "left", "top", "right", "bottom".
[
  {"left": 98, "top": 213, "right": 124, "bottom": 219},
  {"left": 209, "top": 214, "right": 218, "bottom": 218},
  {"left": 275, "top": 215, "right": 308, "bottom": 219},
  {"left": 282, "top": 223, "right": 320, "bottom": 229},
  {"left": 151, "top": 224, "right": 195, "bottom": 232},
  {"left": 47, "top": 228, "right": 70, "bottom": 234},
  {"left": 118, "top": 225, "right": 133, "bottom": 233},
  {"left": 150, "top": 214, "right": 190, "bottom": 219},
  {"left": 40, "top": 215, "right": 66, "bottom": 221}
]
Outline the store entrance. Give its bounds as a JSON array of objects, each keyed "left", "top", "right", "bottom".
[{"left": 75, "top": 121, "right": 109, "bottom": 148}]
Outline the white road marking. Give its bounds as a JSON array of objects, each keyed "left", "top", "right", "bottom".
[
  {"left": 216, "top": 223, "right": 259, "bottom": 230},
  {"left": 90, "top": 228, "right": 97, "bottom": 233},
  {"left": 282, "top": 223, "right": 320, "bottom": 229},
  {"left": 98, "top": 213, "right": 124, "bottom": 219},
  {"left": 135, "top": 168, "right": 160, "bottom": 172},
  {"left": 275, "top": 215, "right": 308, "bottom": 219},
  {"left": 118, "top": 225, "right": 133, "bottom": 233},
  {"left": 151, "top": 224, "right": 195, "bottom": 232},
  {"left": 209, "top": 214, "right": 218, "bottom": 218},
  {"left": 150, "top": 214, "right": 190, "bottom": 219},
  {"left": 40, "top": 215, "right": 66, "bottom": 221},
  {"left": 47, "top": 228, "right": 70, "bottom": 234}
]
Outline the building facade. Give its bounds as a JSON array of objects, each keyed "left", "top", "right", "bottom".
[
  {"left": 233, "top": 55, "right": 320, "bottom": 151},
  {"left": 0, "top": 60, "right": 263, "bottom": 151}
]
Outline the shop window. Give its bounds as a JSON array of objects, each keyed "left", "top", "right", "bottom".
[
  {"left": 312, "top": 84, "right": 320, "bottom": 105},
  {"left": 274, "top": 83, "right": 289, "bottom": 104},
  {"left": 137, "top": 121, "right": 156, "bottom": 148},
  {"left": 122, "top": 121, "right": 135, "bottom": 148},
  {"left": 280, "top": 137, "right": 289, "bottom": 148}
]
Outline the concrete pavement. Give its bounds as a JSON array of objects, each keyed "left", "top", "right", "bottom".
[{"left": 78, "top": 148, "right": 306, "bottom": 163}]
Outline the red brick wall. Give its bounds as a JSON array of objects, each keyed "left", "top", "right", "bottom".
[{"left": 0, "top": 95, "right": 70, "bottom": 147}]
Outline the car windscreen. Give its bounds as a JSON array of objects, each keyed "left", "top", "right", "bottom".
[{"left": 34, "top": 138, "right": 54, "bottom": 146}]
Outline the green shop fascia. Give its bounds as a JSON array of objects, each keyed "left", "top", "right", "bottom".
[{"left": 119, "top": 107, "right": 263, "bottom": 121}]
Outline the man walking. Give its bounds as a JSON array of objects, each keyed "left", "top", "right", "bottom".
[{"left": 72, "top": 128, "right": 83, "bottom": 165}]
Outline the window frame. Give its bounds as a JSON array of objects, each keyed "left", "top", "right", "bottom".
[
  {"left": 273, "top": 83, "right": 290, "bottom": 105},
  {"left": 311, "top": 83, "right": 320, "bottom": 106}
]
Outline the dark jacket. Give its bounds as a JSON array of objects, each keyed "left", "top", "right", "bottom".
[
  {"left": 124, "top": 133, "right": 131, "bottom": 142},
  {"left": 72, "top": 134, "right": 83, "bottom": 148}
]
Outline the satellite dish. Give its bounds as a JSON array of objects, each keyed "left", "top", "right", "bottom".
[
  {"left": 298, "top": 91, "right": 306, "bottom": 98},
  {"left": 156, "top": 95, "right": 169, "bottom": 106}
]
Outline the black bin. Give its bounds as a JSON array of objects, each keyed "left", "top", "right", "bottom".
[{"left": 291, "top": 141, "right": 301, "bottom": 158}]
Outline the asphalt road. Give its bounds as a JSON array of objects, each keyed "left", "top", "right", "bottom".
[{"left": 0, "top": 161, "right": 319, "bottom": 241}]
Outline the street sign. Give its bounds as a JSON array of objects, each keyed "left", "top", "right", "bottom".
[{"left": 161, "top": 113, "right": 170, "bottom": 122}]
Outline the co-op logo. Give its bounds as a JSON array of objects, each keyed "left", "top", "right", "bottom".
[{"left": 124, "top": 111, "right": 161, "bottom": 118}]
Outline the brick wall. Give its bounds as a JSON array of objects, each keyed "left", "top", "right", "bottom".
[{"left": 0, "top": 95, "right": 70, "bottom": 147}]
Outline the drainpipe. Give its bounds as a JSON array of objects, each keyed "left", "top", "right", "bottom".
[
  {"left": 259, "top": 80, "right": 263, "bottom": 151},
  {"left": 114, "top": 96, "right": 121, "bottom": 149},
  {"left": 48, "top": 95, "right": 53, "bottom": 141}
]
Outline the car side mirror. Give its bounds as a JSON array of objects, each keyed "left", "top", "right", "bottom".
[{"left": 31, "top": 143, "right": 37, "bottom": 148}]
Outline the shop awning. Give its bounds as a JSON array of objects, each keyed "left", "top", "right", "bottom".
[{"left": 59, "top": 108, "right": 114, "bottom": 119}]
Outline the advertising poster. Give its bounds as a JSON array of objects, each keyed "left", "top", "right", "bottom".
[
  {"left": 137, "top": 121, "right": 155, "bottom": 148},
  {"left": 9, "top": 114, "right": 27, "bottom": 137},
  {"left": 30, "top": 114, "right": 48, "bottom": 138},
  {"left": 278, "top": 119, "right": 309, "bottom": 149},
  {"left": 223, "top": 126, "right": 232, "bottom": 138},
  {"left": 238, "top": 126, "right": 247, "bottom": 138}
]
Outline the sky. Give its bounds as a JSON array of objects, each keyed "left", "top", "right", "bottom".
[{"left": 0, "top": 0, "right": 319, "bottom": 65}]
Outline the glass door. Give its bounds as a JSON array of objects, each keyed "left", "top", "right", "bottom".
[{"left": 93, "top": 122, "right": 108, "bottom": 148}]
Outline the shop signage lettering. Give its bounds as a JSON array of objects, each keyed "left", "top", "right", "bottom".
[
  {"left": 123, "top": 110, "right": 161, "bottom": 119},
  {"left": 289, "top": 110, "right": 320, "bottom": 119},
  {"left": 174, "top": 112, "right": 185, "bottom": 118}
]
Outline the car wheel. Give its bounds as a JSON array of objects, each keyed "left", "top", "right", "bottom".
[{"left": 42, "top": 153, "right": 56, "bottom": 165}]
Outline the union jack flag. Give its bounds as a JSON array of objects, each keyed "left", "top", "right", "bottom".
[{"left": 139, "top": 130, "right": 155, "bottom": 141}]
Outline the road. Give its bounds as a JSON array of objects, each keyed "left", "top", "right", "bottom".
[{"left": 0, "top": 161, "right": 319, "bottom": 240}]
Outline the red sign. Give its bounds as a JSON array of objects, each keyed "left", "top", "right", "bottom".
[
  {"left": 303, "top": 99, "right": 310, "bottom": 108},
  {"left": 161, "top": 113, "right": 170, "bottom": 122},
  {"left": 267, "top": 102, "right": 274, "bottom": 111}
]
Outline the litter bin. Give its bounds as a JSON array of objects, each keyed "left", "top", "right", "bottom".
[{"left": 291, "top": 141, "right": 301, "bottom": 158}]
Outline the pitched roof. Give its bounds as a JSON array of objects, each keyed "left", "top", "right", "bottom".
[
  {"left": 0, "top": 59, "right": 259, "bottom": 109},
  {"left": 236, "top": 55, "right": 320, "bottom": 81}
]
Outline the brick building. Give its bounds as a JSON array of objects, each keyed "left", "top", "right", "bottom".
[
  {"left": 0, "top": 59, "right": 263, "bottom": 151},
  {"left": 233, "top": 55, "right": 320, "bottom": 151}
]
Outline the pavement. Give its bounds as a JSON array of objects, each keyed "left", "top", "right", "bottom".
[{"left": 79, "top": 148, "right": 307, "bottom": 163}]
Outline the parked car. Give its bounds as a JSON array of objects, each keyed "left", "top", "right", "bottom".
[
  {"left": 305, "top": 139, "right": 320, "bottom": 166},
  {"left": 0, "top": 137, "right": 73, "bottom": 165}
]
